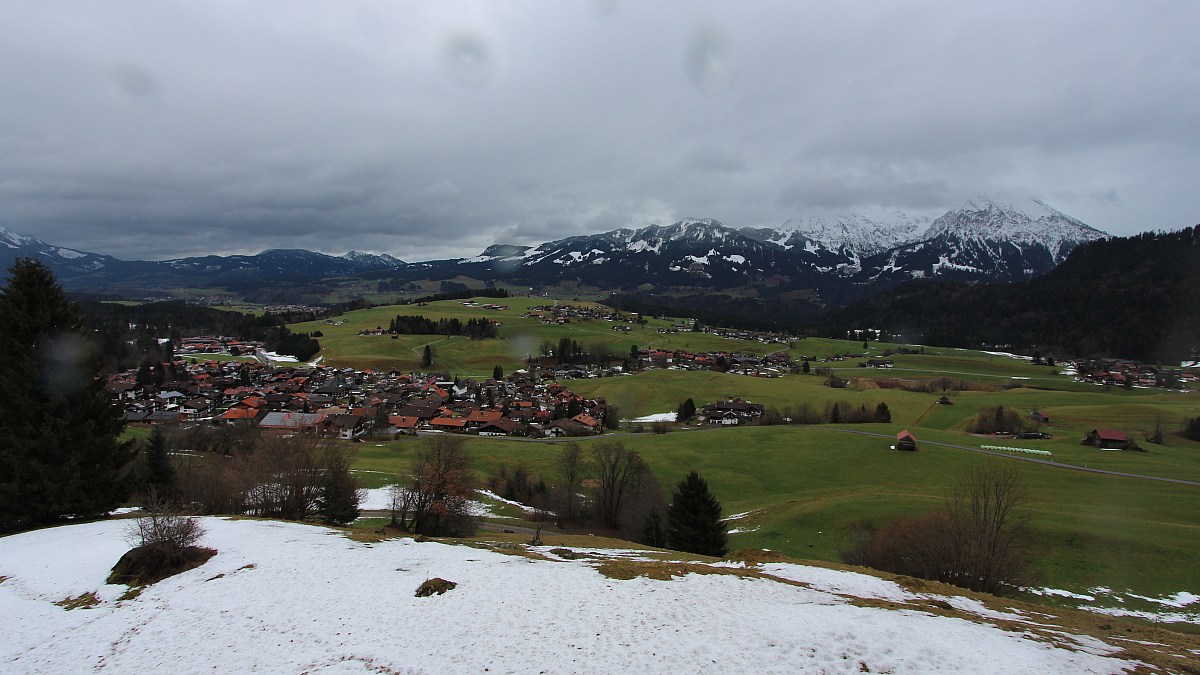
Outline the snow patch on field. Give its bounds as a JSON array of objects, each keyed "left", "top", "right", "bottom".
[
  {"left": 628, "top": 412, "right": 677, "bottom": 423},
  {"left": 0, "top": 519, "right": 1141, "bottom": 673}
]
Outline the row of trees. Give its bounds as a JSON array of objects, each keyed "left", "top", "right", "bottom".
[
  {"left": 157, "top": 429, "right": 362, "bottom": 524},
  {"left": 385, "top": 315, "right": 498, "bottom": 339},
  {"left": 390, "top": 437, "right": 728, "bottom": 556}
]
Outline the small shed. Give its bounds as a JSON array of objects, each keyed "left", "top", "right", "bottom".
[
  {"left": 895, "top": 429, "right": 918, "bottom": 452},
  {"left": 936, "top": 395, "right": 954, "bottom": 405},
  {"left": 1029, "top": 410, "right": 1051, "bottom": 424}
]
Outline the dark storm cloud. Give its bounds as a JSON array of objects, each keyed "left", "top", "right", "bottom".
[{"left": 0, "top": 1, "right": 1197, "bottom": 262}]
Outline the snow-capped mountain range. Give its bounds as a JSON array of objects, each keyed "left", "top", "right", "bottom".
[
  {"left": 1, "top": 198, "right": 1109, "bottom": 301},
  {"left": 455, "top": 198, "right": 1107, "bottom": 288}
]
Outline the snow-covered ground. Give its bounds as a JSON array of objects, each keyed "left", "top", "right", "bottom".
[
  {"left": 628, "top": 412, "right": 677, "bottom": 423},
  {"left": 358, "top": 487, "right": 502, "bottom": 518},
  {"left": 0, "top": 518, "right": 1146, "bottom": 673}
]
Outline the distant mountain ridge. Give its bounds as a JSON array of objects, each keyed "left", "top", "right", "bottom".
[{"left": 2, "top": 198, "right": 1108, "bottom": 304}]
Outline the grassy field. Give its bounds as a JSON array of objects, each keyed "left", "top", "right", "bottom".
[
  {"left": 288, "top": 296, "right": 782, "bottom": 375},
  {"left": 353, "top": 423, "right": 1200, "bottom": 600},
  {"left": 291, "top": 296, "right": 1200, "bottom": 600}
]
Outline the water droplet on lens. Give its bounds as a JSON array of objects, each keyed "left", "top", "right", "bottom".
[
  {"left": 441, "top": 33, "right": 495, "bottom": 89},
  {"left": 685, "top": 27, "right": 733, "bottom": 96}
]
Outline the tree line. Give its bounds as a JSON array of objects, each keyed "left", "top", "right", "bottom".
[
  {"left": 388, "top": 436, "right": 728, "bottom": 557},
  {"left": 385, "top": 314, "right": 498, "bottom": 339},
  {"left": 75, "top": 299, "right": 322, "bottom": 372},
  {"left": 827, "top": 226, "right": 1200, "bottom": 360}
]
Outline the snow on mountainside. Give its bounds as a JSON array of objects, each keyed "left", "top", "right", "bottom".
[
  {"left": 342, "top": 250, "right": 405, "bottom": 267},
  {"left": 924, "top": 198, "right": 1107, "bottom": 260},
  {"left": 861, "top": 198, "right": 1109, "bottom": 283},
  {"left": 0, "top": 518, "right": 1150, "bottom": 673},
  {"left": 0, "top": 226, "right": 115, "bottom": 274},
  {"left": 750, "top": 212, "right": 929, "bottom": 257}
]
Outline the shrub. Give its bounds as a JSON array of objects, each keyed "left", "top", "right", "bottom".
[
  {"left": 965, "top": 406, "right": 1029, "bottom": 435},
  {"left": 1185, "top": 416, "right": 1200, "bottom": 442},
  {"left": 111, "top": 493, "right": 215, "bottom": 586},
  {"left": 842, "top": 464, "right": 1029, "bottom": 595}
]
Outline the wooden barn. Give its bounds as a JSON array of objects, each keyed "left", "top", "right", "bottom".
[
  {"left": 895, "top": 430, "right": 918, "bottom": 452},
  {"left": 1085, "top": 429, "right": 1131, "bottom": 450}
]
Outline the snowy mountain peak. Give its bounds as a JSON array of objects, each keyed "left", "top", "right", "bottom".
[
  {"left": 925, "top": 198, "right": 1107, "bottom": 257},
  {"left": 342, "top": 250, "right": 405, "bottom": 267},
  {"left": 0, "top": 226, "right": 38, "bottom": 248}
]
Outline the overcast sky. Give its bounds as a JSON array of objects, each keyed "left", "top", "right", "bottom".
[{"left": 1, "top": 1, "right": 1197, "bottom": 261}]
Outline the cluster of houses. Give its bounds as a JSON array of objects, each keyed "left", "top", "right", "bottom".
[
  {"left": 639, "top": 348, "right": 793, "bottom": 378},
  {"left": 656, "top": 322, "right": 791, "bottom": 346},
  {"left": 1067, "top": 358, "right": 1196, "bottom": 390},
  {"left": 109, "top": 358, "right": 614, "bottom": 439},
  {"left": 520, "top": 304, "right": 638, "bottom": 326},
  {"left": 177, "top": 336, "right": 265, "bottom": 356}
]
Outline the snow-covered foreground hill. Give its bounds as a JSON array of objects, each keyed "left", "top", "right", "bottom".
[{"left": 0, "top": 518, "right": 1173, "bottom": 673}]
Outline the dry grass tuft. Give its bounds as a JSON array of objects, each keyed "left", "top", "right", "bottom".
[
  {"left": 725, "top": 548, "right": 791, "bottom": 565},
  {"left": 55, "top": 591, "right": 101, "bottom": 610}
]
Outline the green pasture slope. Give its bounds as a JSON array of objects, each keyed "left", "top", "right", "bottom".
[
  {"left": 356, "top": 422, "right": 1200, "bottom": 602},
  {"left": 288, "top": 296, "right": 782, "bottom": 375}
]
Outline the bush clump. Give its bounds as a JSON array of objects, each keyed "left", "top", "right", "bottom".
[
  {"left": 109, "top": 495, "right": 215, "bottom": 586},
  {"left": 964, "top": 406, "right": 1029, "bottom": 435}
]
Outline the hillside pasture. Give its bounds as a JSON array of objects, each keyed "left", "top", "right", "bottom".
[{"left": 288, "top": 296, "right": 783, "bottom": 374}]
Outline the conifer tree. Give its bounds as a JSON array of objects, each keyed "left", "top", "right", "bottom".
[
  {"left": 144, "top": 426, "right": 175, "bottom": 495},
  {"left": 0, "top": 258, "right": 135, "bottom": 531},
  {"left": 666, "top": 471, "right": 727, "bottom": 557}
]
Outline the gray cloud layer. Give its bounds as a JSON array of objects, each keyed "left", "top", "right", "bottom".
[{"left": 1, "top": 1, "right": 1197, "bottom": 261}]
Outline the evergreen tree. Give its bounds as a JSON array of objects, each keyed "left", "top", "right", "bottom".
[
  {"left": 666, "top": 471, "right": 727, "bottom": 557},
  {"left": 0, "top": 258, "right": 135, "bottom": 532},
  {"left": 421, "top": 344, "right": 433, "bottom": 368},
  {"left": 144, "top": 426, "right": 175, "bottom": 495},
  {"left": 801, "top": 359, "right": 811, "bottom": 375},
  {"left": 874, "top": 402, "right": 892, "bottom": 423},
  {"left": 492, "top": 364, "right": 504, "bottom": 381},
  {"left": 676, "top": 397, "right": 696, "bottom": 421}
]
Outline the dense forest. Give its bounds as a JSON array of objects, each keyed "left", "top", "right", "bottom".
[
  {"left": 75, "top": 300, "right": 322, "bottom": 372},
  {"left": 827, "top": 227, "right": 1200, "bottom": 360}
]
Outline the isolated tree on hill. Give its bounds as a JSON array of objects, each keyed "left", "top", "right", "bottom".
[
  {"left": 492, "top": 364, "right": 504, "bottom": 381},
  {"left": 666, "top": 471, "right": 727, "bottom": 557},
  {"left": 676, "top": 398, "right": 696, "bottom": 422},
  {"left": 801, "top": 359, "right": 811, "bottom": 375},
  {"left": 421, "top": 344, "right": 432, "bottom": 368},
  {"left": 0, "top": 258, "right": 135, "bottom": 531}
]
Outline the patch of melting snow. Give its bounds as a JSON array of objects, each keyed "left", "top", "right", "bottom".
[{"left": 0, "top": 519, "right": 1145, "bottom": 673}]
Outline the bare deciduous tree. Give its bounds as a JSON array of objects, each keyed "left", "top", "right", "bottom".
[
  {"left": 556, "top": 443, "right": 584, "bottom": 526},
  {"left": 843, "top": 462, "right": 1029, "bottom": 595},
  {"left": 397, "top": 436, "right": 477, "bottom": 536},
  {"left": 591, "top": 441, "right": 646, "bottom": 530}
]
